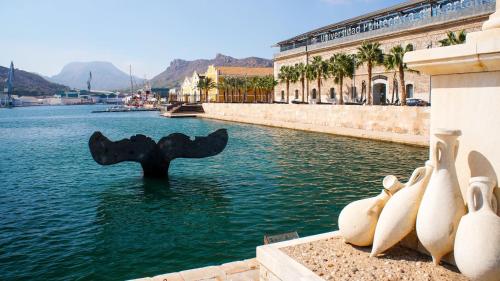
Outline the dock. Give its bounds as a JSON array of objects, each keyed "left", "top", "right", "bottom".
[{"left": 162, "top": 103, "right": 204, "bottom": 118}]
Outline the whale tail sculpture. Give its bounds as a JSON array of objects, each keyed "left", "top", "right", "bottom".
[{"left": 89, "top": 129, "right": 228, "bottom": 178}]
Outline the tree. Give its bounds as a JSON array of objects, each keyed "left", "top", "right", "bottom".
[
  {"left": 384, "top": 44, "right": 415, "bottom": 106},
  {"left": 356, "top": 41, "right": 384, "bottom": 105},
  {"left": 310, "top": 56, "right": 329, "bottom": 103},
  {"left": 197, "top": 77, "right": 216, "bottom": 103},
  {"left": 262, "top": 75, "right": 277, "bottom": 103},
  {"left": 439, "top": 30, "right": 466, "bottom": 46},
  {"left": 225, "top": 77, "right": 236, "bottom": 103},
  {"left": 305, "top": 64, "right": 316, "bottom": 102},
  {"left": 294, "top": 63, "right": 307, "bottom": 103},
  {"left": 236, "top": 77, "right": 245, "bottom": 103},
  {"left": 196, "top": 78, "right": 204, "bottom": 103},
  {"left": 248, "top": 76, "right": 259, "bottom": 103},
  {"left": 278, "top": 65, "right": 294, "bottom": 103},
  {"left": 218, "top": 78, "right": 231, "bottom": 103},
  {"left": 329, "top": 53, "right": 355, "bottom": 105}
]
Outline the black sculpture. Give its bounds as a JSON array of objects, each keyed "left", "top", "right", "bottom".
[{"left": 89, "top": 129, "right": 228, "bottom": 178}]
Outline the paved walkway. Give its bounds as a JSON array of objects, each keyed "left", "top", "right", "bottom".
[{"left": 131, "top": 258, "right": 259, "bottom": 281}]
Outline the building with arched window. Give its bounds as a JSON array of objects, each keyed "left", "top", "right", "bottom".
[{"left": 273, "top": 0, "right": 495, "bottom": 104}]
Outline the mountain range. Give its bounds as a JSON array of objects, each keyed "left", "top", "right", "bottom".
[
  {"left": 0, "top": 65, "right": 69, "bottom": 96},
  {"left": 1, "top": 54, "right": 273, "bottom": 96},
  {"left": 150, "top": 54, "right": 273, "bottom": 88},
  {"left": 48, "top": 61, "right": 144, "bottom": 91}
]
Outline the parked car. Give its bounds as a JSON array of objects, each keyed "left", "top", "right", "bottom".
[{"left": 406, "top": 98, "right": 429, "bottom": 106}]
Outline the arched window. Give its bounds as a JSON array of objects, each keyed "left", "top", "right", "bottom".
[
  {"left": 281, "top": 90, "right": 285, "bottom": 100},
  {"left": 295, "top": 89, "right": 299, "bottom": 99},
  {"left": 406, "top": 84, "right": 414, "bottom": 98},
  {"left": 330, "top": 88, "right": 336, "bottom": 99},
  {"left": 312, "top": 89, "right": 317, "bottom": 99}
]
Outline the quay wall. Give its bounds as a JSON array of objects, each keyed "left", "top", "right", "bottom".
[{"left": 201, "top": 103, "right": 430, "bottom": 147}]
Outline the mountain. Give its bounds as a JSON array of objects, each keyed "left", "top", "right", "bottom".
[
  {"left": 151, "top": 54, "right": 273, "bottom": 88},
  {"left": 49, "top": 61, "right": 144, "bottom": 91},
  {"left": 0, "top": 65, "right": 69, "bottom": 96}
]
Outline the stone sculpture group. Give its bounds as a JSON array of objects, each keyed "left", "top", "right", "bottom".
[
  {"left": 339, "top": 129, "right": 500, "bottom": 281},
  {"left": 88, "top": 129, "right": 228, "bottom": 178}
]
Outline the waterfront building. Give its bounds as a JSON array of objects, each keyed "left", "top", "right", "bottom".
[
  {"left": 204, "top": 65, "right": 274, "bottom": 102},
  {"left": 273, "top": 0, "right": 495, "bottom": 104},
  {"left": 168, "top": 88, "right": 179, "bottom": 102},
  {"left": 180, "top": 71, "right": 203, "bottom": 103}
]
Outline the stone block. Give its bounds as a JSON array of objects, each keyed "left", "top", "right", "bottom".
[
  {"left": 227, "top": 269, "right": 259, "bottom": 281},
  {"left": 220, "top": 261, "right": 249, "bottom": 275},
  {"left": 180, "top": 266, "right": 226, "bottom": 281},
  {"left": 151, "top": 272, "right": 184, "bottom": 281}
]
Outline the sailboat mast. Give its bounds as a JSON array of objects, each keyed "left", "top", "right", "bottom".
[{"left": 129, "top": 65, "right": 134, "bottom": 95}]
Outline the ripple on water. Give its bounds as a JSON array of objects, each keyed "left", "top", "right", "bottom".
[{"left": 0, "top": 105, "right": 427, "bottom": 281}]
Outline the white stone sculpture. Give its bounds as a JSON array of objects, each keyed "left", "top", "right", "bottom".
[
  {"left": 338, "top": 175, "right": 404, "bottom": 246},
  {"left": 454, "top": 177, "right": 500, "bottom": 281},
  {"left": 416, "top": 129, "right": 466, "bottom": 265},
  {"left": 370, "top": 161, "right": 434, "bottom": 257}
]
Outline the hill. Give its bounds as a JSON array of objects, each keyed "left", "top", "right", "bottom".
[
  {"left": 150, "top": 53, "right": 273, "bottom": 88},
  {"left": 0, "top": 65, "right": 69, "bottom": 96},
  {"left": 49, "top": 61, "right": 144, "bottom": 91}
]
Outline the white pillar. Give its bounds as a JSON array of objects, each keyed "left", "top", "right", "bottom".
[{"left": 483, "top": 0, "right": 500, "bottom": 30}]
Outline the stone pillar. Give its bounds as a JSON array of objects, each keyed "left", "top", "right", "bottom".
[
  {"left": 483, "top": 0, "right": 500, "bottom": 30},
  {"left": 405, "top": 0, "right": 500, "bottom": 213}
]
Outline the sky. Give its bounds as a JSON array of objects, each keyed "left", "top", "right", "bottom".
[{"left": 1, "top": 0, "right": 404, "bottom": 78}]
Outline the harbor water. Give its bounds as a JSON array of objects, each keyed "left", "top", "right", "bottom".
[{"left": 0, "top": 105, "right": 427, "bottom": 280}]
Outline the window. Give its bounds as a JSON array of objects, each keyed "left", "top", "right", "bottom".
[
  {"left": 281, "top": 90, "right": 285, "bottom": 100},
  {"left": 295, "top": 90, "right": 299, "bottom": 99},
  {"left": 312, "top": 89, "right": 317, "bottom": 99},
  {"left": 330, "top": 88, "right": 336, "bottom": 99},
  {"left": 406, "top": 84, "right": 414, "bottom": 98}
]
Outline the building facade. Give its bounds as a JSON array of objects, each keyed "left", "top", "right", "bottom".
[
  {"left": 204, "top": 65, "right": 274, "bottom": 103},
  {"left": 274, "top": 0, "right": 495, "bottom": 104},
  {"left": 180, "top": 71, "right": 203, "bottom": 103}
]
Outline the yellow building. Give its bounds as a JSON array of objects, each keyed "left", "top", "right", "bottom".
[
  {"left": 180, "top": 71, "right": 203, "bottom": 103},
  {"left": 204, "top": 65, "right": 274, "bottom": 103}
]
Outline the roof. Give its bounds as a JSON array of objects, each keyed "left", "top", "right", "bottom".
[
  {"left": 276, "top": 0, "right": 428, "bottom": 45},
  {"left": 216, "top": 66, "right": 273, "bottom": 77}
]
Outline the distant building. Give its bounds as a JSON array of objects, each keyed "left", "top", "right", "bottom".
[
  {"left": 180, "top": 71, "right": 203, "bottom": 103},
  {"left": 152, "top": 88, "right": 169, "bottom": 98},
  {"left": 168, "top": 88, "right": 179, "bottom": 102},
  {"left": 204, "top": 65, "right": 274, "bottom": 102}
]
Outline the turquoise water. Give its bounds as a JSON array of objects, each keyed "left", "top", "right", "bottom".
[{"left": 0, "top": 105, "right": 427, "bottom": 280}]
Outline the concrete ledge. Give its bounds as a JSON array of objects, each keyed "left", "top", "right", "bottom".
[
  {"left": 131, "top": 258, "right": 259, "bottom": 281},
  {"left": 257, "top": 231, "right": 340, "bottom": 281},
  {"left": 201, "top": 104, "right": 429, "bottom": 147}
]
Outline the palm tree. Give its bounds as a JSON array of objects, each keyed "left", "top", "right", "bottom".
[
  {"left": 384, "top": 44, "right": 415, "bottom": 106},
  {"left": 278, "top": 65, "right": 294, "bottom": 103},
  {"left": 329, "top": 53, "right": 355, "bottom": 105},
  {"left": 356, "top": 41, "right": 384, "bottom": 105},
  {"left": 218, "top": 78, "right": 230, "bottom": 103},
  {"left": 259, "top": 75, "right": 276, "bottom": 103},
  {"left": 439, "top": 30, "right": 466, "bottom": 46},
  {"left": 196, "top": 79, "right": 204, "bottom": 103},
  {"left": 310, "top": 56, "right": 329, "bottom": 103},
  {"left": 247, "top": 76, "right": 259, "bottom": 103},
  {"left": 235, "top": 77, "right": 245, "bottom": 103},
  {"left": 226, "top": 77, "right": 236, "bottom": 103},
  {"left": 294, "top": 63, "right": 307, "bottom": 103},
  {"left": 305, "top": 64, "right": 316, "bottom": 102},
  {"left": 197, "top": 77, "right": 216, "bottom": 103}
]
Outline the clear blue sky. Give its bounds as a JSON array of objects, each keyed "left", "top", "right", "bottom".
[{"left": 1, "top": 0, "right": 404, "bottom": 78}]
